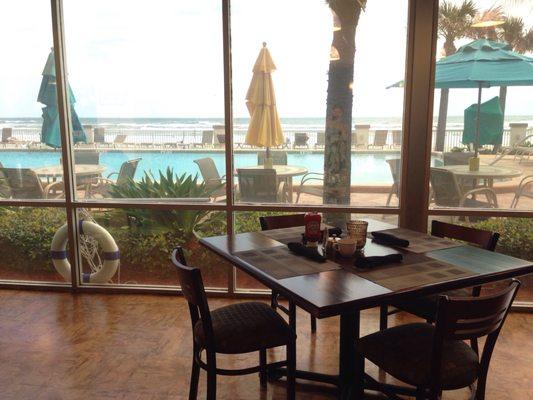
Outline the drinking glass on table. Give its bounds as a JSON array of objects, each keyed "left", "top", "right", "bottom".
[{"left": 346, "top": 220, "right": 368, "bottom": 249}]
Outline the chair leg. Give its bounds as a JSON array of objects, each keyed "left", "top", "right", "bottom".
[
  {"left": 206, "top": 351, "right": 217, "bottom": 400},
  {"left": 470, "top": 338, "right": 479, "bottom": 355},
  {"left": 310, "top": 315, "right": 317, "bottom": 333},
  {"left": 286, "top": 339, "right": 296, "bottom": 400},
  {"left": 271, "top": 291, "right": 277, "bottom": 310},
  {"left": 189, "top": 347, "right": 200, "bottom": 400},
  {"left": 379, "top": 305, "right": 389, "bottom": 331},
  {"left": 259, "top": 349, "right": 267, "bottom": 388}
]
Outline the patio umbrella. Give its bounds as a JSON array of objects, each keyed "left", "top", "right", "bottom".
[
  {"left": 434, "top": 39, "right": 533, "bottom": 156},
  {"left": 37, "top": 49, "right": 86, "bottom": 148},
  {"left": 244, "top": 43, "right": 284, "bottom": 165}
]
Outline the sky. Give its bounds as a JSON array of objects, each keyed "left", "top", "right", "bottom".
[{"left": 0, "top": 0, "right": 532, "bottom": 119}]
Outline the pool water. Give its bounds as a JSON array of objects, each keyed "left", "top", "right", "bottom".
[{"left": 1, "top": 151, "right": 443, "bottom": 185}]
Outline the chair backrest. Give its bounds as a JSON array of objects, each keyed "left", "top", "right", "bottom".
[
  {"left": 386, "top": 158, "right": 401, "bottom": 186},
  {"left": 2, "top": 128, "right": 13, "bottom": 143},
  {"left": 93, "top": 128, "right": 106, "bottom": 143},
  {"left": 116, "top": 158, "right": 141, "bottom": 186},
  {"left": 257, "top": 151, "right": 288, "bottom": 166},
  {"left": 216, "top": 133, "right": 225, "bottom": 144},
  {"left": 392, "top": 130, "right": 402, "bottom": 146},
  {"left": 443, "top": 152, "right": 475, "bottom": 166},
  {"left": 73, "top": 151, "right": 100, "bottom": 165},
  {"left": 259, "top": 214, "right": 305, "bottom": 231},
  {"left": 373, "top": 130, "right": 388, "bottom": 146},
  {"left": 194, "top": 158, "right": 222, "bottom": 189},
  {"left": 294, "top": 132, "right": 308, "bottom": 146},
  {"left": 0, "top": 168, "right": 44, "bottom": 199},
  {"left": 171, "top": 247, "right": 215, "bottom": 350},
  {"left": 431, "top": 220, "right": 499, "bottom": 251},
  {"left": 430, "top": 168, "right": 462, "bottom": 207},
  {"left": 237, "top": 168, "right": 278, "bottom": 202},
  {"left": 201, "top": 130, "right": 214, "bottom": 145},
  {"left": 430, "top": 280, "right": 520, "bottom": 390},
  {"left": 113, "top": 134, "right": 127, "bottom": 144},
  {"left": 316, "top": 131, "right": 325, "bottom": 146}
]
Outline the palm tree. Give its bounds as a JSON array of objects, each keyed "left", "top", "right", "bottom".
[
  {"left": 497, "top": 17, "right": 533, "bottom": 116},
  {"left": 322, "top": 0, "right": 365, "bottom": 220},
  {"left": 435, "top": 0, "right": 477, "bottom": 152}
]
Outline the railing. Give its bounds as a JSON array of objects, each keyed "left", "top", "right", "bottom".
[{"left": 3, "top": 126, "right": 519, "bottom": 152}]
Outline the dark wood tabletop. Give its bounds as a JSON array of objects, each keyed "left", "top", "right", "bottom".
[{"left": 200, "top": 218, "right": 533, "bottom": 318}]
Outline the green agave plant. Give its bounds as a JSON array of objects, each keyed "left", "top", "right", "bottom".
[{"left": 109, "top": 168, "right": 225, "bottom": 240}]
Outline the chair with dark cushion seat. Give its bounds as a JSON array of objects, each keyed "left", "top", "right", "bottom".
[
  {"left": 259, "top": 214, "right": 318, "bottom": 333},
  {"left": 359, "top": 280, "right": 520, "bottom": 400},
  {"left": 172, "top": 246, "right": 296, "bottom": 400},
  {"left": 379, "top": 221, "right": 500, "bottom": 351}
]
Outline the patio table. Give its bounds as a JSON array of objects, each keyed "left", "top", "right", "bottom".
[
  {"left": 238, "top": 165, "right": 308, "bottom": 202},
  {"left": 200, "top": 218, "right": 533, "bottom": 399},
  {"left": 441, "top": 164, "right": 522, "bottom": 187},
  {"left": 33, "top": 164, "right": 107, "bottom": 181}
]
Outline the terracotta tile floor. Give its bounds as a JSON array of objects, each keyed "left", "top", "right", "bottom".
[{"left": 0, "top": 290, "right": 531, "bottom": 399}]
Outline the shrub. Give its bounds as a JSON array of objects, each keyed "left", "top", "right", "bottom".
[{"left": 470, "top": 217, "right": 533, "bottom": 261}]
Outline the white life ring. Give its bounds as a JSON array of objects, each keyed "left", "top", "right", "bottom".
[{"left": 51, "top": 220, "right": 120, "bottom": 284}]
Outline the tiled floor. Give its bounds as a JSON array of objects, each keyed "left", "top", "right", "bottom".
[{"left": 0, "top": 289, "right": 531, "bottom": 399}]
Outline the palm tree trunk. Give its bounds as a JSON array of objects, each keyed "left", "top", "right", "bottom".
[
  {"left": 323, "top": 1, "right": 362, "bottom": 225},
  {"left": 435, "top": 88, "right": 449, "bottom": 151},
  {"left": 494, "top": 86, "right": 508, "bottom": 153}
]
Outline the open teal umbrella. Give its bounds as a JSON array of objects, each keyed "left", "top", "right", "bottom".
[
  {"left": 435, "top": 39, "right": 533, "bottom": 156},
  {"left": 388, "top": 39, "right": 533, "bottom": 155},
  {"left": 38, "top": 49, "right": 86, "bottom": 148}
]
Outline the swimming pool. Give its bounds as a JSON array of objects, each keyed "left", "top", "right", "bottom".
[{"left": 0, "top": 151, "right": 443, "bottom": 185}]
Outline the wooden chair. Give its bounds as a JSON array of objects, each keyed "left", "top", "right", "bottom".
[
  {"left": 257, "top": 151, "right": 288, "bottom": 166},
  {"left": 258, "top": 214, "right": 318, "bottom": 333},
  {"left": 193, "top": 158, "right": 226, "bottom": 201},
  {"left": 385, "top": 158, "right": 401, "bottom": 206},
  {"left": 369, "top": 130, "right": 388, "bottom": 149},
  {"left": 86, "top": 158, "right": 141, "bottom": 197},
  {"left": 379, "top": 220, "right": 500, "bottom": 355},
  {"left": 237, "top": 169, "right": 286, "bottom": 203},
  {"left": 0, "top": 167, "right": 64, "bottom": 199},
  {"left": 359, "top": 280, "right": 520, "bottom": 400},
  {"left": 172, "top": 247, "right": 296, "bottom": 400}
]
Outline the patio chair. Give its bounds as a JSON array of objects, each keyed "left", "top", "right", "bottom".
[
  {"left": 194, "top": 130, "right": 214, "bottom": 148},
  {"left": 257, "top": 151, "right": 287, "bottom": 166},
  {"left": 293, "top": 132, "right": 309, "bottom": 149},
  {"left": 112, "top": 134, "right": 128, "bottom": 148},
  {"left": 368, "top": 130, "right": 388, "bottom": 149},
  {"left": 490, "top": 134, "right": 533, "bottom": 165},
  {"left": 392, "top": 130, "right": 402, "bottom": 148},
  {"left": 0, "top": 167, "right": 64, "bottom": 199},
  {"left": 359, "top": 280, "right": 520, "bottom": 400},
  {"left": 86, "top": 158, "right": 141, "bottom": 198},
  {"left": 237, "top": 168, "right": 286, "bottom": 203},
  {"left": 295, "top": 172, "right": 324, "bottom": 203},
  {"left": 193, "top": 157, "right": 226, "bottom": 201},
  {"left": 259, "top": 214, "right": 318, "bottom": 333},
  {"left": 171, "top": 247, "right": 296, "bottom": 400},
  {"left": 73, "top": 151, "right": 100, "bottom": 165},
  {"left": 385, "top": 158, "right": 401, "bottom": 206},
  {"left": 443, "top": 151, "right": 475, "bottom": 166},
  {"left": 315, "top": 131, "right": 325, "bottom": 149},
  {"left": 510, "top": 174, "right": 533, "bottom": 208},
  {"left": 430, "top": 167, "right": 498, "bottom": 214}
]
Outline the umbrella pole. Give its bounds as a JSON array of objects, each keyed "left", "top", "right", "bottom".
[{"left": 475, "top": 83, "right": 482, "bottom": 157}]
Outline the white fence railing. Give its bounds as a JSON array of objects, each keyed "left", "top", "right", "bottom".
[{"left": 5, "top": 126, "right": 528, "bottom": 152}]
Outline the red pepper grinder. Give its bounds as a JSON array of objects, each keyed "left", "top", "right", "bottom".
[{"left": 304, "top": 212, "right": 322, "bottom": 247}]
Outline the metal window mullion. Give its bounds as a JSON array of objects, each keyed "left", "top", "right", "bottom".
[
  {"left": 222, "top": 0, "right": 235, "bottom": 294},
  {"left": 50, "top": 0, "right": 82, "bottom": 291}
]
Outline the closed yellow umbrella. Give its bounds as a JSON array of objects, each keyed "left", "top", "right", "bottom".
[{"left": 245, "top": 42, "right": 284, "bottom": 166}]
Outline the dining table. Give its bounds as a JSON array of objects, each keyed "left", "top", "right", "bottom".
[
  {"left": 237, "top": 165, "right": 308, "bottom": 202},
  {"left": 200, "top": 218, "right": 533, "bottom": 400}
]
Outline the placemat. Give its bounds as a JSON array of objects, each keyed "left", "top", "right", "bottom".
[
  {"left": 234, "top": 245, "right": 341, "bottom": 280},
  {"left": 259, "top": 226, "right": 306, "bottom": 245},
  {"left": 373, "top": 228, "right": 463, "bottom": 253},
  {"left": 354, "top": 254, "right": 475, "bottom": 291}
]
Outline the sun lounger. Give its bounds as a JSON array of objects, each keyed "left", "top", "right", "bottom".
[
  {"left": 293, "top": 132, "right": 309, "bottom": 149},
  {"left": 315, "top": 131, "right": 325, "bottom": 148},
  {"left": 368, "top": 130, "right": 388, "bottom": 149},
  {"left": 194, "top": 131, "right": 214, "bottom": 148},
  {"left": 353, "top": 124, "right": 371, "bottom": 148}
]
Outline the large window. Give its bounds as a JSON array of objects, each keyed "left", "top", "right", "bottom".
[{"left": 0, "top": 1, "right": 530, "bottom": 309}]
